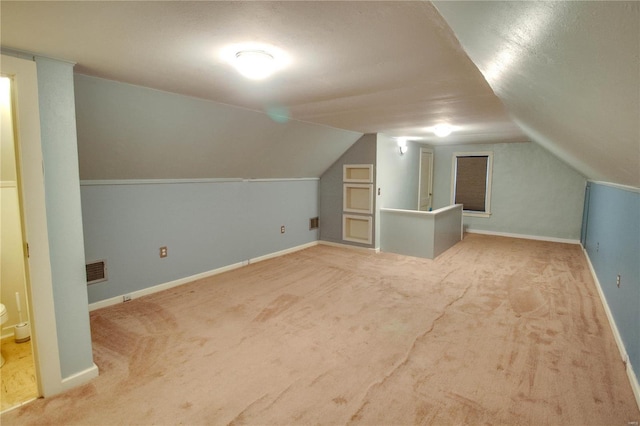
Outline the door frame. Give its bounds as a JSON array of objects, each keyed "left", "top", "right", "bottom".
[
  {"left": 2, "top": 54, "right": 62, "bottom": 398},
  {"left": 417, "top": 147, "right": 434, "bottom": 211}
]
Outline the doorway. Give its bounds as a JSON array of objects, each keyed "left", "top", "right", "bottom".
[
  {"left": 418, "top": 147, "right": 434, "bottom": 211},
  {"left": 0, "top": 75, "right": 38, "bottom": 411}
]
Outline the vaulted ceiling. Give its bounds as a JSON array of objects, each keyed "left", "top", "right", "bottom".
[
  {"left": 434, "top": 1, "right": 639, "bottom": 188},
  {"left": 1, "top": 1, "right": 638, "bottom": 185}
]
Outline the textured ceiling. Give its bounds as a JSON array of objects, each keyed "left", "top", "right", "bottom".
[
  {"left": 1, "top": 1, "right": 638, "bottom": 185},
  {"left": 434, "top": 1, "right": 640, "bottom": 187},
  {"left": 0, "top": 1, "right": 525, "bottom": 146}
]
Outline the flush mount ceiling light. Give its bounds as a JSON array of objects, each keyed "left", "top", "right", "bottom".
[
  {"left": 221, "top": 43, "right": 290, "bottom": 81},
  {"left": 234, "top": 50, "right": 275, "bottom": 80},
  {"left": 433, "top": 124, "right": 454, "bottom": 137}
]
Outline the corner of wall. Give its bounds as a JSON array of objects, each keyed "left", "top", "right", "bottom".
[{"left": 35, "top": 55, "right": 95, "bottom": 380}]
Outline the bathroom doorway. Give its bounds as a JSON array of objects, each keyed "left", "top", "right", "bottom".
[{"left": 1, "top": 75, "right": 38, "bottom": 412}]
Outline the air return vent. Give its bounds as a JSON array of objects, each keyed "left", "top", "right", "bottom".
[
  {"left": 86, "top": 260, "right": 107, "bottom": 285},
  {"left": 309, "top": 217, "right": 319, "bottom": 230}
]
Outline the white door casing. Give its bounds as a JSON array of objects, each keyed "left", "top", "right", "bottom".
[
  {"left": 418, "top": 147, "right": 434, "bottom": 211},
  {"left": 2, "top": 53, "right": 62, "bottom": 398}
]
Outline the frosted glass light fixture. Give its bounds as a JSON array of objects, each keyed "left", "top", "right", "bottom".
[
  {"left": 234, "top": 50, "right": 276, "bottom": 80},
  {"left": 221, "top": 43, "right": 290, "bottom": 81},
  {"left": 433, "top": 124, "right": 453, "bottom": 137},
  {"left": 396, "top": 137, "right": 408, "bottom": 155}
]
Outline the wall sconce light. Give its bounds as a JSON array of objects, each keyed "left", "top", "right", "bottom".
[{"left": 397, "top": 137, "right": 408, "bottom": 155}]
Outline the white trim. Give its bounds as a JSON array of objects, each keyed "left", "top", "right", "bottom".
[
  {"left": 417, "top": 147, "right": 434, "bottom": 211},
  {"left": 342, "top": 214, "right": 373, "bottom": 245},
  {"left": 245, "top": 178, "right": 319, "bottom": 182},
  {"left": 60, "top": 363, "right": 99, "bottom": 392},
  {"left": 248, "top": 241, "right": 319, "bottom": 264},
  {"left": 89, "top": 260, "right": 248, "bottom": 311},
  {"left": 3, "top": 54, "right": 62, "bottom": 398},
  {"left": 1, "top": 329, "right": 15, "bottom": 340},
  {"left": 463, "top": 212, "right": 491, "bottom": 218},
  {"left": 588, "top": 180, "right": 640, "bottom": 194},
  {"left": 0, "top": 396, "right": 38, "bottom": 415},
  {"left": 582, "top": 247, "right": 640, "bottom": 411},
  {"left": 343, "top": 164, "right": 373, "bottom": 183},
  {"left": 80, "top": 177, "right": 319, "bottom": 186},
  {"left": 465, "top": 229, "right": 580, "bottom": 245},
  {"left": 1, "top": 323, "right": 28, "bottom": 339},
  {"left": 80, "top": 178, "right": 243, "bottom": 186},
  {"left": 381, "top": 204, "right": 462, "bottom": 216},
  {"left": 343, "top": 183, "right": 374, "bottom": 214},
  {"left": 88, "top": 241, "right": 320, "bottom": 312},
  {"left": 319, "top": 240, "right": 379, "bottom": 253}
]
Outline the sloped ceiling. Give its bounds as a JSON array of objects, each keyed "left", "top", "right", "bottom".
[
  {"left": 2, "top": 2, "right": 637, "bottom": 185},
  {"left": 73, "top": 74, "right": 361, "bottom": 180},
  {"left": 434, "top": 1, "right": 640, "bottom": 188},
  {"left": 1, "top": 1, "right": 525, "bottom": 179}
]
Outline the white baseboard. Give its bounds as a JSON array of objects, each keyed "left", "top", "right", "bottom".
[
  {"left": 465, "top": 229, "right": 580, "bottom": 245},
  {"left": 248, "top": 241, "right": 319, "bottom": 264},
  {"left": 88, "top": 260, "right": 248, "bottom": 311},
  {"left": 88, "top": 241, "right": 320, "bottom": 312},
  {"left": 627, "top": 362, "right": 640, "bottom": 412},
  {"left": 60, "top": 363, "right": 99, "bottom": 393},
  {"left": 582, "top": 247, "right": 640, "bottom": 411},
  {"left": 1, "top": 327, "right": 15, "bottom": 340},
  {"left": 1, "top": 323, "right": 32, "bottom": 340},
  {"left": 319, "top": 240, "right": 379, "bottom": 253}
]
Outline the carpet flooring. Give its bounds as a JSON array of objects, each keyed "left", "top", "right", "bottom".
[{"left": 2, "top": 234, "right": 638, "bottom": 425}]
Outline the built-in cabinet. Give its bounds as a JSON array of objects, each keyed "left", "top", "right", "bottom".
[{"left": 342, "top": 164, "right": 373, "bottom": 244}]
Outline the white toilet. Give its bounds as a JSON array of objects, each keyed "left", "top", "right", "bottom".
[{"left": 0, "top": 303, "right": 7, "bottom": 367}]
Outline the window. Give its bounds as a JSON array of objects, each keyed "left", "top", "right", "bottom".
[{"left": 451, "top": 152, "right": 493, "bottom": 217}]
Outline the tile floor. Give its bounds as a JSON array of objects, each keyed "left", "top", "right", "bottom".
[{"left": 0, "top": 336, "right": 38, "bottom": 412}]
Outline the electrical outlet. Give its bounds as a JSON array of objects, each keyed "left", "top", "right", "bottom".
[
  {"left": 280, "top": 225, "right": 285, "bottom": 234},
  {"left": 616, "top": 274, "right": 621, "bottom": 288},
  {"left": 596, "top": 242, "right": 599, "bottom": 252},
  {"left": 123, "top": 294, "right": 132, "bottom": 302},
  {"left": 160, "top": 246, "right": 168, "bottom": 258}
]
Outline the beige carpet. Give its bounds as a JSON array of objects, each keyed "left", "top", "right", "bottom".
[{"left": 2, "top": 234, "right": 638, "bottom": 425}]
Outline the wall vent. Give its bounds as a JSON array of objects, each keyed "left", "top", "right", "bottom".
[
  {"left": 309, "top": 217, "right": 319, "bottom": 230},
  {"left": 86, "top": 260, "right": 108, "bottom": 285}
]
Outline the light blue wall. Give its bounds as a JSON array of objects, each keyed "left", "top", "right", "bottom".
[
  {"left": 375, "top": 135, "right": 425, "bottom": 248},
  {"left": 432, "top": 142, "right": 586, "bottom": 240},
  {"left": 35, "top": 57, "right": 94, "bottom": 378},
  {"left": 583, "top": 182, "right": 639, "bottom": 376},
  {"left": 376, "top": 135, "right": 422, "bottom": 211},
  {"left": 319, "top": 134, "right": 377, "bottom": 247},
  {"left": 321, "top": 134, "right": 427, "bottom": 248},
  {"left": 81, "top": 179, "right": 319, "bottom": 303}
]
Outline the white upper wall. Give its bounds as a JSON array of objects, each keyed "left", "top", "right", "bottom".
[
  {"left": 74, "top": 75, "right": 361, "bottom": 180},
  {"left": 434, "top": 1, "right": 640, "bottom": 188}
]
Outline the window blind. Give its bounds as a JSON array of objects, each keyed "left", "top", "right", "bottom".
[{"left": 455, "top": 156, "right": 488, "bottom": 212}]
